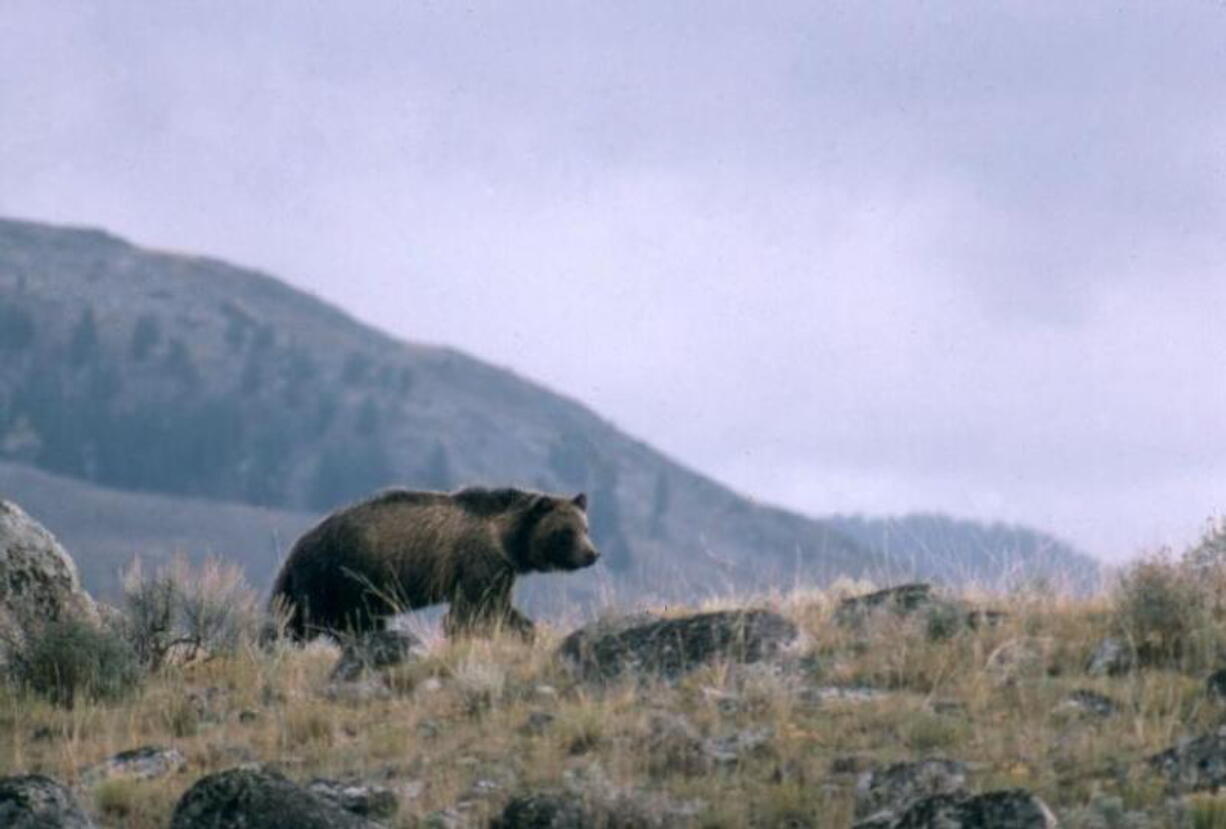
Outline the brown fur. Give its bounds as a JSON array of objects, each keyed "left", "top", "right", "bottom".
[{"left": 270, "top": 487, "right": 599, "bottom": 640}]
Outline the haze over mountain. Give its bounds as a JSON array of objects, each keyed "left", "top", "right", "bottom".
[{"left": 0, "top": 218, "right": 1099, "bottom": 606}]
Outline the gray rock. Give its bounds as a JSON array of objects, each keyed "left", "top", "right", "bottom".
[
  {"left": 0, "top": 774, "right": 95, "bottom": 828},
  {"left": 855, "top": 759, "right": 968, "bottom": 823},
  {"left": 492, "top": 789, "right": 701, "bottom": 828},
  {"left": 1149, "top": 729, "right": 1226, "bottom": 793},
  {"left": 891, "top": 789, "right": 1058, "bottom": 828},
  {"left": 170, "top": 766, "right": 379, "bottom": 828},
  {"left": 834, "top": 583, "right": 1001, "bottom": 640},
  {"left": 558, "top": 609, "right": 798, "bottom": 682},
  {"left": 330, "top": 629, "right": 424, "bottom": 682},
  {"left": 491, "top": 792, "right": 591, "bottom": 828},
  {"left": 1058, "top": 689, "right": 1120, "bottom": 718},
  {"left": 82, "top": 745, "right": 186, "bottom": 784},
  {"left": 308, "top": 778, "right": 398, "bottom": 820},
  {"left": 835, "top": 583, "right": 937, "bottom": 624},
  {"left": 1086, "top": 637, "right": 1135, "bottom": 677},
  {"left": 0, "top": 500, "right": 98, "bottom": 661},
  {"left": 1206, "top": 668, "right": 1226, "bottom": 699}
]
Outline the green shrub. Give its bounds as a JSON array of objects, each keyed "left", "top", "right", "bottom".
[
  {"left": 1113, "top": 551, "right": 1219, "bottom": 670},
  {"left": 9, "top": 618, "right": 141, "bottom": 707}
]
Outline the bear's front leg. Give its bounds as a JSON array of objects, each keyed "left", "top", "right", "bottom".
[
  {"left": 499, "top": 605, "right": 536, "bottom": 642},
  {"left": 444, "top": 573, "right": 534, "bottom": 641}
]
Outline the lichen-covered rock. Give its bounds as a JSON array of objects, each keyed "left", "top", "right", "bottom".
[
  {"left": 170, "top": 766, "right": 379, "bottom": 828},
  {"left": 492, "top": 792, "right": 590, "bottom": 828},
  {"left": 0, "top": 500, "right": 98, "bottom": 660},
  {"left": 308, "top": 778, "right": 398, "bottom": 820},
  {"left": 1149, "top": 729, "right": 1226, "bottom": 793},
  {"left": 558, "top": 609, "right": 797, "bottom": 681},
  {"left": 491, "top": 788, "right": 702, "bottom": 828},
  {"left": 329, "top": 629, "right": 424, "bottom": 682},
  {"left": 835, "top": 584, "right": 937, "bottom": 625},
  {"left": 0, "top": 774, "right": 95, "bottom": 828},
  {"left": 834, "top": 583, "right": 1002, "bottom": 640},
  {"left": 854, "top": 759, "right": 968, "bottom": 823},
  {"left": 1085, "top": 636, "right": 1134, "bottom": 677},
  {"left": 82, "top": 745, "right": 186, "bottom": 784},
  {"left": 890, "top": 789, "right": 1058, "bottom": 828}
]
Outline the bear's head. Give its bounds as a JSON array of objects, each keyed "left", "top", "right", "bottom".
[{"left": 519, "top": 493, "right": 600, "bottom": 573}]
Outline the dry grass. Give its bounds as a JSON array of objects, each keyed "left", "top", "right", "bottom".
[{"left": 2, "top": 579, "right": 1224, "bottom": 827}]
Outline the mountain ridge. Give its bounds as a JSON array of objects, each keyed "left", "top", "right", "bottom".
[{"left": 0, "top": 216, "right": 1099, "bottom": 605}]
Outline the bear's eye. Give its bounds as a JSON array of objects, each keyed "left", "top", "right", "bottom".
[{"left": 557, "top": 528, "right": 575, "bottom": 546}]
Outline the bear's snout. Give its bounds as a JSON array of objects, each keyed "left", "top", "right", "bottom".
[{"left": 579, "top": 546, "right": 600, "bottom": 567}]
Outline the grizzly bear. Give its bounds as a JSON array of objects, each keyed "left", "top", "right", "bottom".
[{"left": 269, "top": 487, "right": 600, "bottom": 641}]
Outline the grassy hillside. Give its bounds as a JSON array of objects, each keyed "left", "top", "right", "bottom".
[
  {"left": 2, "top": 578, "right": 1222, "bottom": 828},
  {"left": 0, "top": 460, "right": 313, "bottom": 600}
]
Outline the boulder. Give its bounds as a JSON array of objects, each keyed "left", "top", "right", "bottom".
[
  {"left": 492, "top": 789, "right": 701, "bottom": 828},
  {"left": 492, "top": 792, "right": 590, "bottom": 828},
  {"left": 890, "top": 789, "right": 1058, "bottom": 828},
  {"left": 329, "top": 629, "right": 424, "bottom": 682},
  {"left": 835, "top": 584, "right": 937, "bottom": 625},
  {"left": 0, "top": 500, "right": 98, "bottom": 659},
  {"left": 854, "top": 759, "right": 968, "bottom": 823},
  {"left": 0, "top": 774, "right": 95, "bottom": 828},
  {"left": 558, "top": 609, "right": 797, "bottom": 682},
  {"left": 834, "top": 583, "right": 1003, "bottom": 639},
  {"left": 1149, "top": 729, "right": 1226, "bottom": 793},
  {"left": 170, "top": 766, "right": 379, "bottom": 828}
]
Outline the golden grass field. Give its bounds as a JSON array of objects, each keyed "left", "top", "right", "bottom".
[{"left": 6, "top": 555, "right": 1226, "bottom": 828}]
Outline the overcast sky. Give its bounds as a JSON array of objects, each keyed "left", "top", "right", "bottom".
[{"left": 3, "top": 1, "right": 1225, "bottom": 561}]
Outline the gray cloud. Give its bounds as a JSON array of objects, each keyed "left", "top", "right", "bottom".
[{"left": 3, "top": 1, "right": 1225, "bottom": 559}]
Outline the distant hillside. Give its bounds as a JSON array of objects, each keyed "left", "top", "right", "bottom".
[
  {"left": 0, "top": 217, "right": 1098, "bottom": 602},
  {"left": 0, "top": 459, "right": 313, "bottom": 600},
  {"left": 828, "top": 513, "right": 1101, "bottom": 591}
]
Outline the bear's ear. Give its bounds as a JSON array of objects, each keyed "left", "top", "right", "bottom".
[
  {"left": 572, "top": 492, "right": 588, "bottom": 511},
  {"left": 527, "top": 494, "right": 554, "bottom": 515}
]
